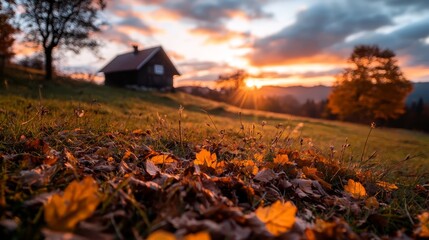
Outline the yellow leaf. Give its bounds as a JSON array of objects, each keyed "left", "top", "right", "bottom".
[
  {"left": 417, "top": 212, "right": 429, "bottom": 237},
  {"left": 376, "top": 181, "right": 398, "bottom": 191},
  {"left": 151, "top": 155, "right": 175, "bottom": 164},
  {"left": 194, "top": 149, "right": 217, "bottom": 168},
  {"left": 147, "top": 230, "right": 176, "bottom": 240},
  {"left": 184, "top": 231, "right": 211, "bottom": 240},
  {"left": 365, "top": 196, "right": 379, "bottom": 209},
  {"left": 255, "top": 200, "right": 297, "bottom": 236},
  {"left": 344, "top": 179, "right": 367, "bottom": 199},
  {"left": 44, "top": 176, "right": 100, "bottom": 231},
  {"left": 273, "top": 154, "right": 292, "bottom": 165}
]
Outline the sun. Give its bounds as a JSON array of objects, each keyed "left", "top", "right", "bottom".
[{"left": 245, "top": 78, "right": 263, "bottom": 89}]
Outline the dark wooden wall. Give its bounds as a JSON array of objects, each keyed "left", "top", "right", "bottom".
[{"left": 104, "top": 49, "right": 177, "bottom": 89}]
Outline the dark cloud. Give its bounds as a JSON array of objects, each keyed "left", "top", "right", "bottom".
[
  {"left": 249, "top": 1, "right": 393, "bottom": 66},
  {"left": 343, "top": 16, "right": 429, "bottom": 66}
]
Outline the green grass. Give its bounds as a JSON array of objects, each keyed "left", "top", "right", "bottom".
[
  {"left": 1, "top": 66, "right": 428, "bottom": 239},
  {"left": 2, "top": 66, "right": 428, "bottom": 179}
]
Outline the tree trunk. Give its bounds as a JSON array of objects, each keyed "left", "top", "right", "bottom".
[{"left": 44, "top": 47, "right": 53, "bottom": 80}]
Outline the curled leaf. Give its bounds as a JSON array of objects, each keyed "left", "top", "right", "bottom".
[
  {"left": 376, "top": 181, "right": 398, "bottom": 191},
  {"left": 44, "top": 176, "right": 100, "bottom": 231},
  {"left": 344, "top": 179, "right": 367, "bottom": 199},
  {"left": 255, "top": 200, "right": 297, "bottom": 236}
]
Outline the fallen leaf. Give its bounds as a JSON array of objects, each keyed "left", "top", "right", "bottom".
[
  {"left": 273, "top": 154, "right": 292, "bottom": 164},
  {"left": 184, "top": 231, "right": 211, "bottom": 240},
  {"left": 44, "top": 176, "right": 100, "bottom": 231},
  {"left": 147, "top": 230, "right": 176, "bottom": 240},
  {"left": 255, "top": 200, "right": 297, "bottom": 236},
  {"left": 376, "top": 181, "right": 398, "bottom": 191},
  {"left": 417, "top": 212, "right": 429, "bottom": 237},
  {"left": 344, "top": 179, "right": 367, "bottom": 199},
  {"left": 254, "top": 168, "right": 276, "bottom": 183},
  {"left": 146, "top": 160, "right": 160, "bottom": 176},
  {"left": 151, "top": 154, "right": 175, "bottom": 164},
  {"left": 365, "top": 196, "right": 379, "bottom": 209},
  {"left": 194, "top": 149, "right": 217, "bottom": 167}
]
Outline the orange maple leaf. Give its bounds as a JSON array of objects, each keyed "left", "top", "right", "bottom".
[
  {"left": 344, "top": 179, "right": 367, "bottom": 199},
  {"left": 255, "top": 200, "right": 297, "bottom": 236},
  {"left": 44, "top": 176, "right": 100, "bottom": 231},
  {"left": 194, "top": 149, "right": 217, "bottom": 168}
]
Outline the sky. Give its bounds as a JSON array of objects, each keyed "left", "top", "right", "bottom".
[{"left": 16, "top": 0, "right": 429, "bottom": 87}]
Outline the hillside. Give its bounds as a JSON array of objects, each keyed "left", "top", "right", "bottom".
[
  {"left": 180, "top": 82, "right": 429, "bottom": 104},
  {"left": 1, "top": 66, "right": 429, "bottom": 239}
]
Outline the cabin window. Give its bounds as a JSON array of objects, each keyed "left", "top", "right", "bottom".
[{"left": 154, "top": 64, "right": 164, "bottom": 75}]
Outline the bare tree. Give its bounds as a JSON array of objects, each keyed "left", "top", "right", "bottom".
[{"left": 20, "top": 0, "right": 106, "bottom": 80}]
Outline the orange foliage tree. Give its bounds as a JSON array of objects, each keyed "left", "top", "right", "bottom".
[{"left": 328, "top": 45, "right": 412, "bottom": 122}]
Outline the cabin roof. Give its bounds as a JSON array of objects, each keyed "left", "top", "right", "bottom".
[{"left": 99, "top": 46, "right": 179, "bottom": 75}]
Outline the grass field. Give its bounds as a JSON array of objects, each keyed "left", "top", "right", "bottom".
[{"left": 1, "top": 66, "right": 428, "bottom": 239}]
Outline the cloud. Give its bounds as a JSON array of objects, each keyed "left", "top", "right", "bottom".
[
  {"left": 248, "top": 1, "right": 393, "bottom": 66},
  {"left": 344, "top": 16, "right": 429, "bottom": 66},
  {"left": 148, "top": 0, "right": 274, "bottom": 44},
  {"left": 176, "top": 60, "right": 237, "bottom": 85}
]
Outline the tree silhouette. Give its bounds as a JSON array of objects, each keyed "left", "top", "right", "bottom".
[
  {"left": 217, "top": 70, "right": 248, "bottom": 90},
  {"left": 328, "top": 45, "right": 412, "bottom": 122},
  {"left": 0, "top": 0, "right": 17, "bottom": 75},
  {"left": 20, "top": 0, "right": 106, "bottom": 80}
]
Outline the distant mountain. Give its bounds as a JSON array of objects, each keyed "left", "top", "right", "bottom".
[
  {"left": 178, "top": 82, "right": 429, "bottom": 105},
  {"left": 250, "top": 85, "right": 331, "bottom": 103}
]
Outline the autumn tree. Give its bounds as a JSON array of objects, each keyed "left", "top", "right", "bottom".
[
  {"left": 0, "top": 0, "right": 17, "bottom": 74},
  {"left": 19, "top": 0, "right": 106, "bottom": 80},
  {"left": 328, "top": 45, "right": 412, "bottom": 122}
]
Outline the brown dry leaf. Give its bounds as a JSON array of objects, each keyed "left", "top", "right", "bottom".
[
  {"left": 365, "top": 196, "right": 379, "bottom": 209},
  {"left": 146, "top": 160, "right": 160, "bottom": 176},
  {"left": 273, "top": 154, "right": 292, "bottom": 165},
  {"left": 64, "top": 148, "right": 78, "bottom": 165},
  {"left": 376, "top": 181, "right": 398, "bottom": 191},
  {"left": 417, "top": 212, "right": 429, "bottom": 237},
  {"left": 151, "top": 154, "right": 175, "bottom": 164},
  {"left": 44, "top": 176, "right": 100, "bottom": 231},
  {"left": 344, "top": 179, "right": 367, "bottom": 199},
  {"left": 147, "top": 230, "right": 176, "bottom": 240},
  {"left": 194, "top": 149, "right": 217, "bottom": 167},
  {"left": 184, "top": 231, "right": 211, "bottom": 240},
  {"left": 255, "top": 200, "right": 297, "bottom": 236},
  {"left": 254, "top": 168, "right": 276, "bottom": 183}
]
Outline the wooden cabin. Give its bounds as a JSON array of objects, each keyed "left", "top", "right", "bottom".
[{"left": 99, "top": 46, "right": 180, "bottom": 89}]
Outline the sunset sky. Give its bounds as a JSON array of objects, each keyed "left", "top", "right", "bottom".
[{"left": 16, "top": 0, "right": 429, "bottom": 87}]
